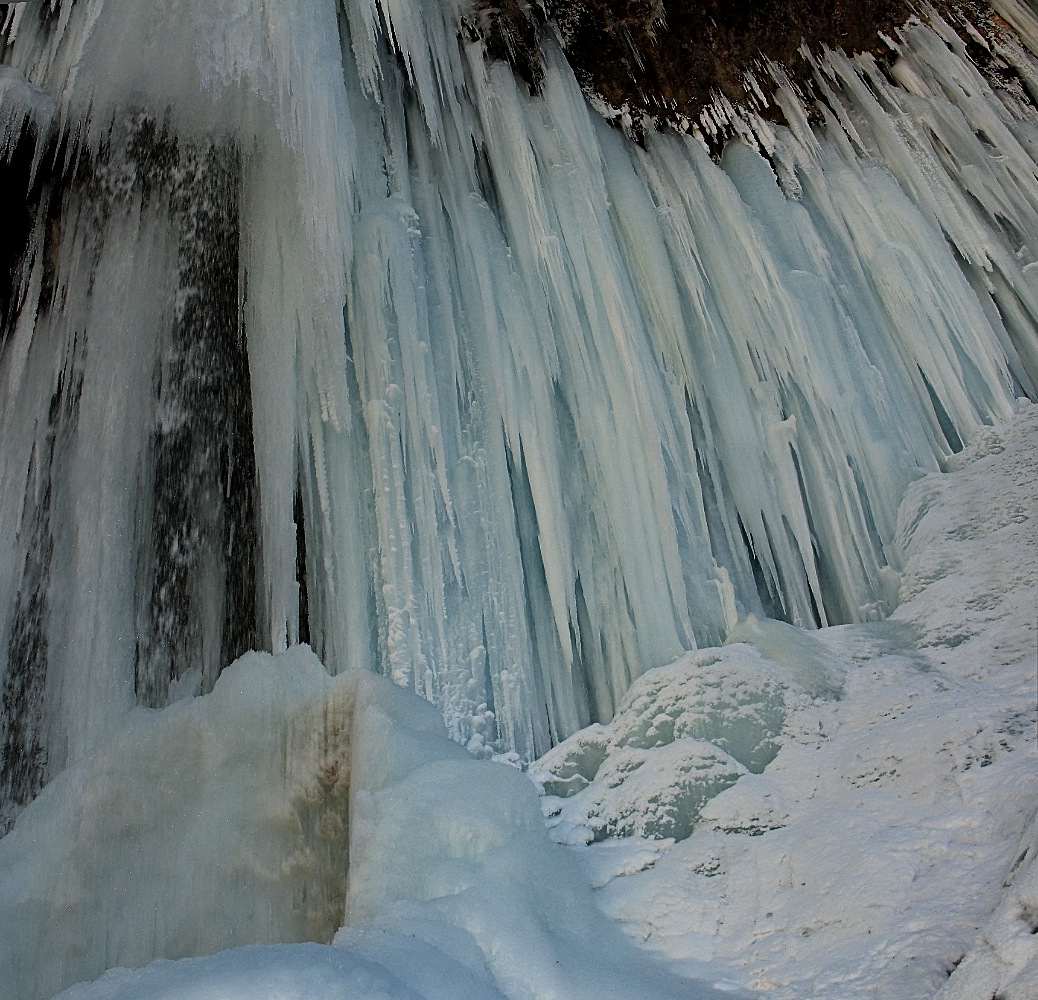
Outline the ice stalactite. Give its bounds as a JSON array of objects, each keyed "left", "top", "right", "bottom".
[{"left": 0, "top": 0, "right": 1036, "bottom": 831}]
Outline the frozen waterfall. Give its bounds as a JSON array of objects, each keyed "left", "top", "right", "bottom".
[{"left": 1, "top": 0, "right": 1036, "bottom": 826}]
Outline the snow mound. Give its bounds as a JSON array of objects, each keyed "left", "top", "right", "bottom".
[
  {"left": 935, "top": 809, "right": 1038, "bottom": 1000},
  {"left": 52, "top": 943, "right": 506, "bottom": 1000},
  {"left": 532, "top": 632, "right": 840, "bottom": 844}
]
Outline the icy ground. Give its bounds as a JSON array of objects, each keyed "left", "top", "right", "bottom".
[
  {"left": 2, "top": 404, "right": 1034, "bottom": 999},
  {"left": 534, "top": 400, "right": 1038, "bottom": 999}
]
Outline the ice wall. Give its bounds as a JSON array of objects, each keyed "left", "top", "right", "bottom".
[
  {"left": 0, "top": 649, "right": 353, "bottom": 999},
  {"left": 0, "top": 0, "right": 1036, "bottom": 820},
  {"left": 0, "top": 646, "right": 734, "bottom": 1000}
]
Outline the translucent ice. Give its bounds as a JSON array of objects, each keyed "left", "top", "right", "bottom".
[
  {"left": 0, "top": 0, "right": 1035, "bottom": 785},
  {"left": 0, "top": 646, "right": 734, "bottom": 1000}
]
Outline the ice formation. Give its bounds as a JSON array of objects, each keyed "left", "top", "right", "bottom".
[
  {"left": 0, "top": 646, "right": 735, "bottom": 1000},
  {"left": 532, "top": 620, "right": 840, "bottom": 844},
  {"left": 563, "top": 399, "right": 1038, "bottom": 999},
  {"left": 0, "top": 0, "right": 1037, "bottom": 995},
  {"left": 1, "top": 0, "right": 1036, "bottom": 802}
]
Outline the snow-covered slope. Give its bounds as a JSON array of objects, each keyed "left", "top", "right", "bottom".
[{"left": 535, "top": 400, "right": 1038, "bottom": 999}]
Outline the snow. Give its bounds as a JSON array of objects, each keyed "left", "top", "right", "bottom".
[
  {"left": 0, "top": 645, "right": 728, "bottom": 1000},
  {"left": 935, "top": 819, "right": 1038, "bottom": 1000},
  {"left": 51, "top": 945, "right": 500, "bottom": 1000},
  {"left": 535, "top": 400, "right": 1038, "bottom": 1000}
]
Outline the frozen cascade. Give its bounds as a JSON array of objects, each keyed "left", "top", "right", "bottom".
[{"left": 0, "top": 0, "right": 1036, "bottom": 825}]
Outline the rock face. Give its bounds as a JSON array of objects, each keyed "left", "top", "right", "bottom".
[
  {"left": 481, "top": 0, "right": 1034, "bottom": 134},
  {"left": 478, "top": 0, "right": 911, "bottom": 122},
  {"left": 548, "top": 0, "right": 910, "bottom": 115}
]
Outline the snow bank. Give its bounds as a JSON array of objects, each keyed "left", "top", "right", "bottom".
[
  {"left": 52, "top": 943, "right": 506, "bottom": 1000},
  {"left": 532, "top": 639, "right": 827, "bottom": 844},
  {"left": 934, "top": 807, "right": 1038, "bottom": 1000}
]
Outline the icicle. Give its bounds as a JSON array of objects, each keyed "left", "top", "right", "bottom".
[{"left": 0, "top": 0, "right": 1035, "bottom": 787}]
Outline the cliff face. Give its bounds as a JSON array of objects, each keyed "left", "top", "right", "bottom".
[
  {"left": 0, "top": 6, "right": 1035, "bottom": 995},
  {"left": 0, "top": 0, "right": 1035, "bottom": 826},
  {"left": 545, "top": 0, "right": 910, "bottom": 111},
  {"left": 481, "top": 0, "right": 1033, "bottom": 133}
]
